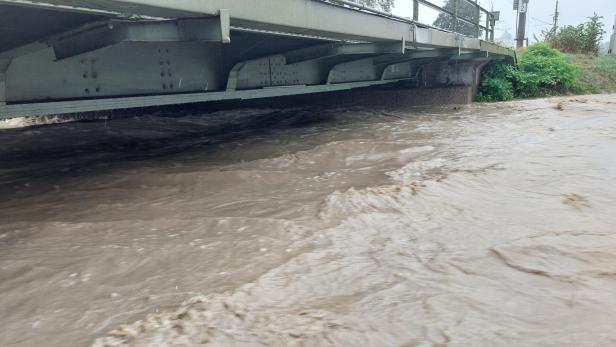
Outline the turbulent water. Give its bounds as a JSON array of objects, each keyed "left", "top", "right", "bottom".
[{"left": 1, "top": 95, "right": 616, "bottom": 347}]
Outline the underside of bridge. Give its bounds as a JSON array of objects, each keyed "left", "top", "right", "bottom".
[{"left": 0, "top": 0, "right": 515, "bottom": 120}]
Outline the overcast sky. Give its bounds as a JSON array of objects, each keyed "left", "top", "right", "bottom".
[{"left": 390, "top": 0, "right": 616, "bottom": 45}]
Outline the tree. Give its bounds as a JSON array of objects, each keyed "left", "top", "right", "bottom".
[
  {"left": 352, "top": 0, "right": 395, "bottom": 12},
  {"left": 543, "top": 14, "right": 605, "bottom": 55},
  {"left": 432, "top": 0, "right": 480, "bottom": 37},
  {"left": 581, "top": 14, "right": 605, "bottom": 55}
]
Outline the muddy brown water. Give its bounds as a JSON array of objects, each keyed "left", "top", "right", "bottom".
[{"left": 1, "top": 95, "right": 616, "bottom": 346}]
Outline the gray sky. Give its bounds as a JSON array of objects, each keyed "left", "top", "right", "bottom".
[{"left": 390, "top": 0, "right": 616, "bottom": 45}]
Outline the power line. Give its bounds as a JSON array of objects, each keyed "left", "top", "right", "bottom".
[{"left": 531, "top": 16, "right": 551, "bottom": 26}]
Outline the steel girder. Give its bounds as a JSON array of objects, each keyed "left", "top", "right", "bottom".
[
  {"left": 51, "top": 14, "right": 231, "bottom": 60},
  {"left": 0, "top": 79, "right": 407, "bottom": 119},
  {"left": 226, "top": 41, "right": 408, "bottom": 90}
]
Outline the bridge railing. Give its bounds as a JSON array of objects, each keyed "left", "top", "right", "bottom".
[
  {"left": 321, "top": 0, "right": 497, "bottom": 42},
  {"left": 413, "top": 0, "right": 496, "bottom": 42}
]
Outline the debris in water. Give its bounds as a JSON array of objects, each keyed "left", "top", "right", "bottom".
[{"left": 562, "top": 193, "right": 591, "bottom": 210}]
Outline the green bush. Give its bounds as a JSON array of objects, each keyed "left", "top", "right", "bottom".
[
  {"left": 476, "top": 63, "right": 515, "bottom": 102},
  {"left": 477, "top": 44, "right": 580, "bottom": 101},
  {"left": 516, "top": 44, "right": 579, "bottom": 97}
]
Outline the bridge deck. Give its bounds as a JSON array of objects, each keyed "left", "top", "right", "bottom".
[{"left": 0, "top": 0, "right": 512, "bottom": 49}]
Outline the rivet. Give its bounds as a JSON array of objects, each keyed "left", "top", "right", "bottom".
[{"left": 82, "top": 73, "right": 88, "bottom": 79}]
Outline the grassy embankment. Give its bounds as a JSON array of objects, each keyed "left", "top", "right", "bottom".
[
  {"left": 566, "top": 53, "right": 616, "bottom": 94},
  {"left": 476, "top": 44, "right": 616, "bottom": 102}
]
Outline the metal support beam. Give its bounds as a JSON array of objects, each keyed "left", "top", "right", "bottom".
[
  {"left": 372, "top": 48, "right": 460, "bottom": 68},
  {"left": 50, "top": 16, "right": 231, "bottom": 60},
  {"left": 327, "top": 57, "right": 381, "bottom": 84},
  {"left": 5, "top": 41, "right": 224, "bottom": 102},
  {"left": 0, "top": 78, "right": 408, "bottom": 119},
  {"left": 284, "top": 42, "right": 404, "bottom": 64},
  {"left": 226, "top": 41, "right": 407, "bottom": 91},
  {"left": 381, "top": 62, "right": 409, "bottom": 80},
  {"left": 226, "top": 54, "right": 324, "bottom": 91},
  {"left": 0, "top": 42, "right": 48, "bottom": 61},
  {"left": 449, "top": 52, "right": 503, "bottom": 61}
]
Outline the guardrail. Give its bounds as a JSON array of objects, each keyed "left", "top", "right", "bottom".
[{"left": 321, "top": 0, "right": 497, "bottom": 42}]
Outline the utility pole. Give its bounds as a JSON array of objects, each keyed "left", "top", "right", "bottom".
[
  {"left": 516, "top": 0, "right": 529, "bottom": 48},
  {"left": 552, "top": 0, "right": 559, "bottom": 32},
  {"left": 610, "top": 15, "right": 616, "bottom": 54}
]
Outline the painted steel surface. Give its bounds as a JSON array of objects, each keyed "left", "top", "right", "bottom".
[{"left": 0, "top": 0, "right": 515, "bottom": 119}]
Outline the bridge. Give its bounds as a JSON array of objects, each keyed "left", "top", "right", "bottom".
[{"left": 0, "top": 0, "right": 515, "bottom": 120}]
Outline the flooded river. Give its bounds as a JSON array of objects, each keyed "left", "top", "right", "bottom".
[{"left": 1, "top": 95, "right": 616, "bottom": 346}]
